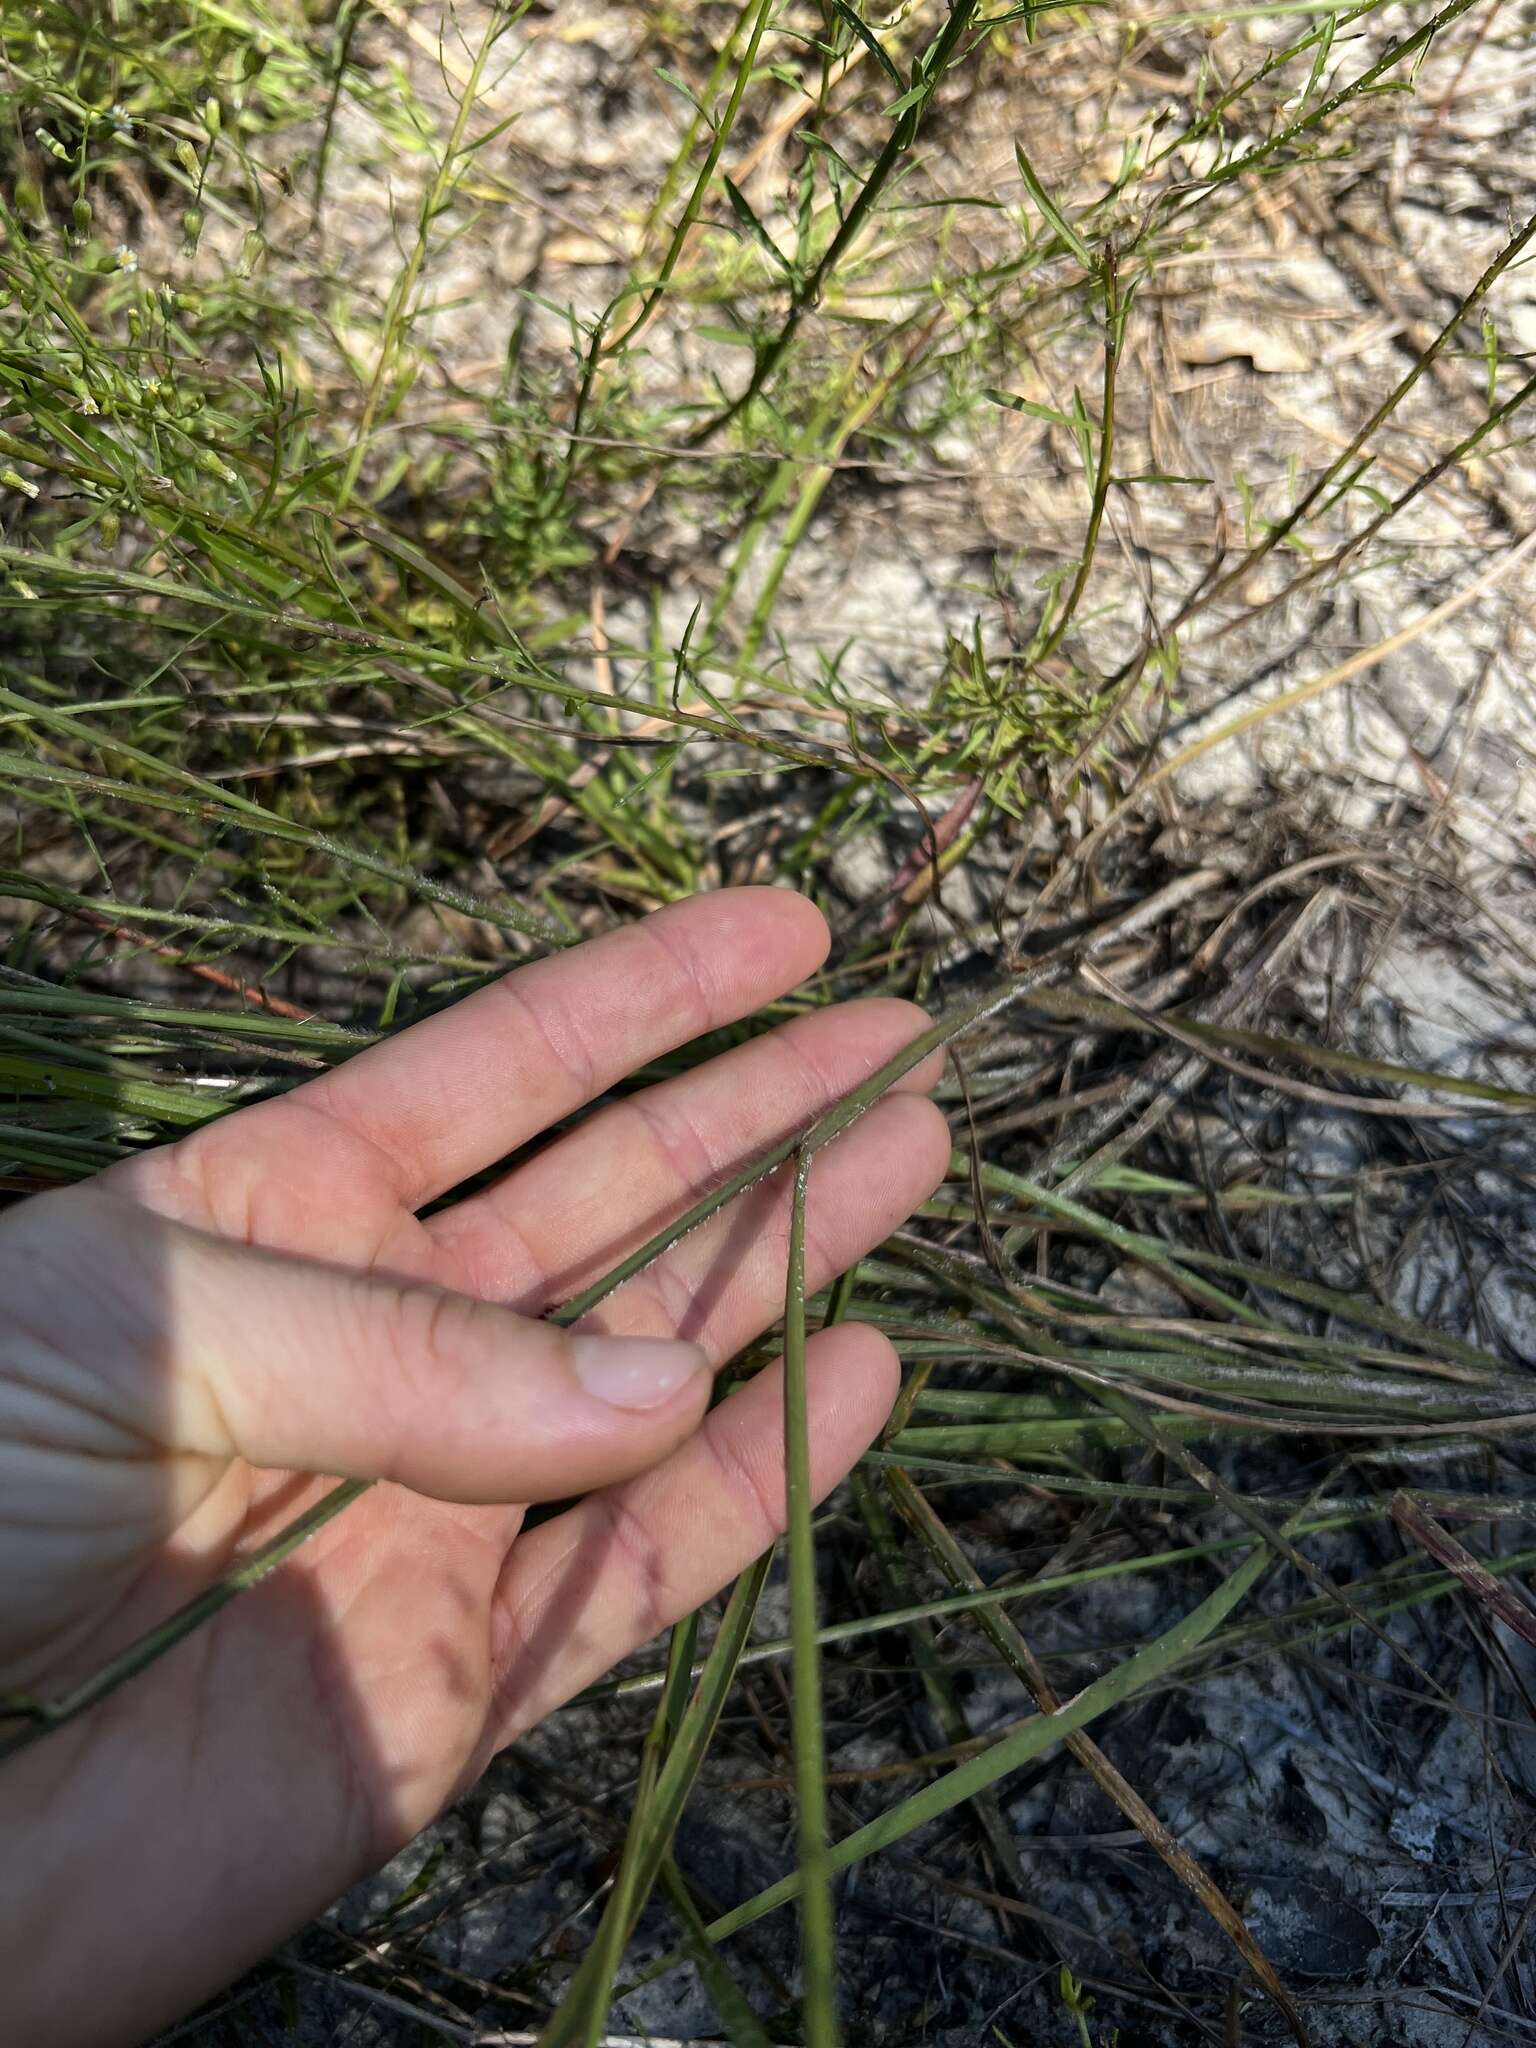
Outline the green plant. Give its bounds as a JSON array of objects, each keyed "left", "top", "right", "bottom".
[{"left": 3, "top": 0, "right": 1534, "bottom": 2037}]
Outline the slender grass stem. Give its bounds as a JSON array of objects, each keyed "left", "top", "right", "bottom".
[
  {"left": 1034, "top": 248, "right": 1121, "bottom": 666},
  {"left": 0, "top": 1477, "right": 369, "bottom": 1761},
  {"left": 782, "top": 1151, "right": 840, "bottom": 2046},
  {"left": 689, "top": 0, "right": 977, "bottom": 442},
  {"left": 631, "top": 1529, "right": 1284, "bottom": 1980},
  {"left": 608, "top": 0, "right": 779, "bottom": 355},
  {"left": 0, "top": 961, "right": 1055, "bottom": 1757},
  {"left": 335, "top": 8, "right": 511, "bottom": 507},
  {"left": 538, "top": 1555, "right": 772, "bottom": 2048}
]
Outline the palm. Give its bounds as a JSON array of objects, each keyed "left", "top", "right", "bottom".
[{"left": 2, "top": 892, "right": 948, "bottom": 2047}]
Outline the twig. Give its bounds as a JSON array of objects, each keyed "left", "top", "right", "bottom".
[
  {"left": 58, "top": 904, "right": 314, "bottom": 1023},
  {"left": 1390, "top": 1493, "right": 1536, "bottom": 1651}
]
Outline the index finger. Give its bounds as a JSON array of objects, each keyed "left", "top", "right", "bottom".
[{"left": 276, "top": 888, "right": 831, "bottom": 1207}]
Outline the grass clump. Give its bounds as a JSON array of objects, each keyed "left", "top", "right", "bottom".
[{"left": 4, "top": 0, "right": 1536, "bottom": 2040}]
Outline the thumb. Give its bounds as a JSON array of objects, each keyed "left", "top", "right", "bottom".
[{"left": 153, "top": 1211, "right": 712, "bottom": 1503}]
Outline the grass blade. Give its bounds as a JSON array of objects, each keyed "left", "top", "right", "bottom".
[
  {"left": 885, "top": 1468, "right": 1311, "bottom": 2046},
  {"left": 1013, "top": 139, "right": 1093, "bottom": 267},
  {"left": 631, "top": 1528, "right": 1283, "bottom": 1977},
  {"left": 539, "top": 1555, "right": 773, "bottom": 2048},
  {"left": 783, "top": 1149, "right": 839, "bottom": 2047}
]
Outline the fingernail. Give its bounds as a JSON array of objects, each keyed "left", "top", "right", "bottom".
[{"left": 570, "top": 1335, "right": 709, "bottom": 1412}]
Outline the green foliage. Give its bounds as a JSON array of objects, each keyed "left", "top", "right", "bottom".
[
  {"left": 931, "top": 623, "right": 1102, "bottom": 804},
  {"left": 2, "top": 0, "right": 1533, "bottom": 2037}
]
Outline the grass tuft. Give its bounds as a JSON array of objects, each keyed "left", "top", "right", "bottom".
[{"left": 3, "top": 0, "right": 1535, "bottom": 2036}]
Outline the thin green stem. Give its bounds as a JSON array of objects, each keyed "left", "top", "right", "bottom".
[
  {"left": 783, "top": 1151, "right": 839, "bottom": 2047},
  {"left": 689, "top": 0, "right": 977, "bottom": 442},
  {"left": 1034, "top": 248, "right": 1121, "bottom": 665},
  {"left": 1196, "top": 0, "right": 1479, "bottom": 189},
  {"left": 587, "top": 1507, "right": 1386, "bottom": 1702},
  {"left": 608, "top": 0, "right": 779, "bottom": 354},
  {"left": 539, "top": 1555, "right": 772, "bottom": 2048},
  {"left": 1177, "top": 204, "right": 1536, "bottom": 623},
  {"left": 0, "top": 963, "right": 1050, "bottom": 1757},
  {"left": 0, "top": 1477, "right": 369, "bottom": 1762},
  {"left": 632, "top": 1529, "right": 1283, "bottom": 1980},
  {"left": 336, "top": 8, "right": 509, "bottom": 506}
]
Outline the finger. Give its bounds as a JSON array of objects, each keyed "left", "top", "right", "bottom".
[
  {"left": 580, "top": 1092, "right": 951, "bottom": 1356},
  {"left": 55, "top": 1192, "right": 717, "bottom": 1505},
  {"left": 486, "top": 1321, "right": 901, "bottom": 1741},
  {"left": 429, "top": 996, "right": 945, "bottom": 1304},
  {"left": 210, "top": 889, "right": 830, "bottom": 1211}
]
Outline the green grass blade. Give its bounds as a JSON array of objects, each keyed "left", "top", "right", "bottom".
[
  {"left": 539, "top": 1554, "right": 773, "bottom": 2048},
  {"left": 783, "top": 1150, "right": 839, "bottom": 2047},
  {"left": 1013, "top": 139, "right": 1093, "bottom": 267},
  {"left": 631, "top": 1529, "right": 1282, "bottom": 1978}
]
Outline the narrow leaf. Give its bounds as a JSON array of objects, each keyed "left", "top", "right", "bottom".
[
  {"left": 723, "top": 175, "right": 795, "bottom": 277},
  {"left": 829, "top": 0, "right": 904, "bottom": 84},
  {"left": 1014, "top": 139, "right": 1093, "bottom": 266}
]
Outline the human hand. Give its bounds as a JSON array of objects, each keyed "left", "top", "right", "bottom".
[{"left": 0, "top": 889, "right": 949, "bottom": 2047}]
